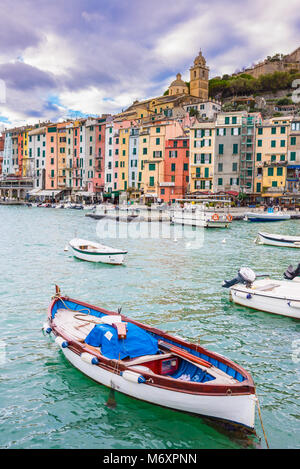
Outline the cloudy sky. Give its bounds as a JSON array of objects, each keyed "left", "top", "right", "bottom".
[{"left": 0, "top": 0, "right": 299, "bottom": 127}]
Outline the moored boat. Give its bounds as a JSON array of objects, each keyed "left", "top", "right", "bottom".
[
  {"left": 255, "top": 231, "right": 300, "bottom": 248},
  {"left": 244, "top": 210, "right": 290, "bottom": 222},
  {"left": 172, "top": 209, "right": 232, "bottom": 228},
  {"left": 223, "top": 267, "right": 300, "bottom": 319},
  {"left": 69, "top": 238, "right": 127, "bottom": 264},
  {"left": 43, "top": 288, "right": 257, "bottom": 430}
]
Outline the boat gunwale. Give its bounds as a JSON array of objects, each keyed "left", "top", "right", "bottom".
[
  {"left": 258, "top": 232, "right": 300, "bottom": 244},
  {"left": 70, "top": 245, "right": 128, "bottom": 256},
  {"left": 48, "top": 296, "right": 255, "bottom": 396},
  {"left": 231, "top": 284, "right": 300, "bottom": 303}
]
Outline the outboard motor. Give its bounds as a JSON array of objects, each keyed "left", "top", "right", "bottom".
[
  {"left": 222, "top": 267, "right": 256, "bottom": 288},
  {"left": 284, "top": 263, "right": 300, "bottom": 280}
]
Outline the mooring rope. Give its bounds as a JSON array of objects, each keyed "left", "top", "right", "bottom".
[{"left": 255, "top": 391, "right": 270, "bottom": 449}]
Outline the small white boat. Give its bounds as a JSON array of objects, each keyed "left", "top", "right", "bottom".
[
  {"left": 69, "top": 238, "right": 127, "bottom": 265},
  {"left": 255, "top": 232, "right": 300, "bottom": 248},
  {"left": 244, "top": 211, "right": 290, "bottom": 222},
  {"left": 223, "top": 267, "right": 300, "bottom": 319}
]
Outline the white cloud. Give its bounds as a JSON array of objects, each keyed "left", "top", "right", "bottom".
[{"left": 22, "top": 33, "right": 76, "bottom": 75}]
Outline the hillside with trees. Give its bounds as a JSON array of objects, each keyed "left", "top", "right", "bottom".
[{"left": 208, "top": 70, "right": 300, "bottom": 100}]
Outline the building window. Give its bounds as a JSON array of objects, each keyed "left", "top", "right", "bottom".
[
  {"left": 271, "top": 127, "right": 276, "bottom": 134},
  {"left": 271, "top": 140, "right": 276, "bottom": 148},
  {"left": 149, "top": 163, "right": 155, "bottom": 171},
  {"left": 280, "top": 140, "right": 285, "bottom": 147},
  {"left": 290, "top": 152, "right": 296, "bottom": 161},
  {"left": 149, "top": 176, "right": 155, "bottom": 186},
  {"left": 218, "top": 144, "right": 224, "bottom": 155},
  {"left": 257, "top": 140, "right": 262, "bottom": 147},
  {"left": 277, "top": 167, "right": 283, "bottom": 176},
  {"left": 256, "top": 153, "right": 262, "bottom": 161},
  {"left": 268, "top": 168, "right": 274, "bottom": 176},
  {"left": 171, "top": 163, "right": 176, "bottom": 171},
  {"left": 218, "top": 178, "right": 223, "bottom": 185},
  {"left": 272, "top": 180, "right": 278, "bottom": 187},
  {"left": 233, "top": 144, "right": 238, "bottom": 154},
  {"left": 291, "top": 137, "right": 296, "bottom": 145}
]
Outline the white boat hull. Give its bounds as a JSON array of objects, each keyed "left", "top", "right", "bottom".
[
  {"left": 69, "top": 238, "right": 126, "bottom": 265},
  {"left": 61, "top": 346, "right": 256, "bottom": 429},
  {"left": 256, "top": 232, "right": 300, "bottom": 249},
  {"left": 172, "top": 215, "right": 230, "bottom": 229},
  {"left": 230, "top": 279, "right": 300, "bottom": 319},
  {"left": 245, "top": 212, "right": 290, "bottom": 222},
  {"left": 70, "top": 247, "right": 125, "bottom": 264}
]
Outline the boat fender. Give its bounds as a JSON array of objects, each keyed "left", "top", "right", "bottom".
[
  {"left": 234, "top": 291, "right": 248, "bottom": 299},
  {"left": 212, "top": 213, "right": 219, "bottom": 221},
  {"left": 42, "top": 323, "right": 52, "bottom": 334},
  {"left": 80, "top": 352, "right": 99, "bottom": 365},
  {"left": 121, "top": 370, "right": 146, "bottom": 384},
  {"left": 246, "top": 293, "right": 252, "bottom": 299},
  {"left": 55, "top": 336, "right": 69, "bottom": 348}
]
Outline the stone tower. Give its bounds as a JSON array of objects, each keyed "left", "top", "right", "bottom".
[{"left": 189, "top": 50, "right": 209, "bottom": 100}]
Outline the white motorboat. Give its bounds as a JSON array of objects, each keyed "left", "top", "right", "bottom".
[
  {"left": 223, "top": 267, "right": 300, "bottom": 319},
  {"left": 172, "top": 209, "right": 232, "bottom": 229},
  {"left": 255, "top": 232, "right": 300, "bottom": 248},
  {"left": 69, "top": 238, "right": 127, "bottom": 265},
  {"left": 244, "top": 210, "right": 290, "bottom": 222}
]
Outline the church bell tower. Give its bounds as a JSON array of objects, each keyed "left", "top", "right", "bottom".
[{"left": 189, "top": 50, "right": 209, "bottom": 100}]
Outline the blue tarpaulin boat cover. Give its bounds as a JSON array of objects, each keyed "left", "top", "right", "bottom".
[{"left": 84, "top": 322, "right": 158, "bottom": 360}]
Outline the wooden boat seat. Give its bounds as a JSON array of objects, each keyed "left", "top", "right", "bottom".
[{"left": 123, "top": 352, "right": 173, "bottom": 366}]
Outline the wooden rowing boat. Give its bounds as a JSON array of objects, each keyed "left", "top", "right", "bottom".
[
  {"left": 43, "top": 288, "right": 257, "bottom": 430},
  {"left": 69, "top": 238, "right": 127, "bottom": 264}
]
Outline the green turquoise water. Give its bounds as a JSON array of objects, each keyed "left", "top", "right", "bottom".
[{"left": 0, "top": 206, "right": 299, "bottom": 449}]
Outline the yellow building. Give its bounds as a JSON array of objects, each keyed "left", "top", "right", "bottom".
[
  {"left": 118, "top": 127, "right": 130, "bottom": 190},
  {"left": 22, "top": 128, "right": 31, "bottom": 177},
  {"left": 254, "top": 116, "right": 292, "bottom": 197},
  {"left": 189, "top": 122, "right": 215, "bottom": 192}
]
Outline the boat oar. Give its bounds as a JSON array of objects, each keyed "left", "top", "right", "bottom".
[{"left": 159, "top": 341, "right": 212, "bottom": 368}]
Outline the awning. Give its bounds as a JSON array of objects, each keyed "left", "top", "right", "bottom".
[
  {"left": 28, "top": 188, "right": 40, "bottom": 195},
  {"left": 36, "top": 190, "right": 62, "bottom": 197},
  {"left": 75, "top": 191, "right": 95, "bottom": 196}
]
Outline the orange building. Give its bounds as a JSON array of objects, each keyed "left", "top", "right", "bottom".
[{"left": 159, "top": 137, "right": 190, "bottom": 203}]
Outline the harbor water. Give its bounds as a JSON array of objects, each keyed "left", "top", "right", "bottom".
[{"left": 0, "top": 206, "right": 299, "bottom": 449}]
